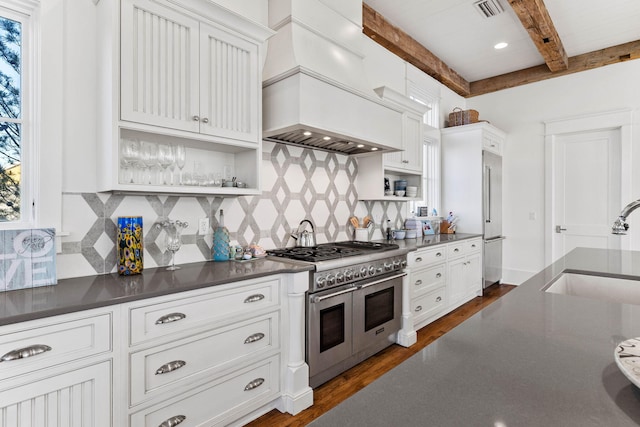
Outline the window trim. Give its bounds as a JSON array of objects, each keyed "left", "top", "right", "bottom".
[{"left": 0, "top": 0, "right": 39, "bottom": 229}]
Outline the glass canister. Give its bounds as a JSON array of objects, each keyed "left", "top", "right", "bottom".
[{"left": 117, "top": 216, "right": 144, "bottom": 275}]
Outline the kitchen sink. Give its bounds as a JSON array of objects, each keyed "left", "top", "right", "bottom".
[{"left": 544, "top": 273, "right": 640, "bottom": 305}]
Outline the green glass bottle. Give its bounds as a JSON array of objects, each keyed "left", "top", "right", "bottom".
[{"left": 213, "top": 209, "right": 230, "bottom": 261}]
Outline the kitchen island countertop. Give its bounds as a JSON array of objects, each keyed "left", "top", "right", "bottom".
[{"left": 310, "top": 247, "right": 640, "bottom": 426}]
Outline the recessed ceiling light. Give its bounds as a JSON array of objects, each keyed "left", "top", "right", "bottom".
[
  {"left": 323, "top": 136, "right": 331, "bottom": 141},
  {"left": 303, "top": 131, "right": 312, "bottom": 136},
  {"left": 494, "top": 42, "right": 508, "bottom": 50},
  {"left": 371, "top": 147, "right": 378, "bottom": 151},
  {"left": 356, "top": 144, "right": 365, "bottom": 148}
]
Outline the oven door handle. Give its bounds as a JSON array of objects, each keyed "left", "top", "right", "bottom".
[
  {"left": 359, "top": 272, "right": 407, "bottom": 290},
  {"left": 311, "top": 286, "right": 359, "bottom": 303}
]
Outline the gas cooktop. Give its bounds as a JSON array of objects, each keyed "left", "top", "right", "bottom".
[{"left": 267, "top": 241, "right": 399, "bottom": 262}]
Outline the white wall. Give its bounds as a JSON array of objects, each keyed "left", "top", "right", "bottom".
[{"left": 467, "top": 61, "right": 640, "bottom": 284}]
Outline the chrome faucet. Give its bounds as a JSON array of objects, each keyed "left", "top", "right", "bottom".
[{"left": 612, "top": 199, "right": 640, "bottom": 234}]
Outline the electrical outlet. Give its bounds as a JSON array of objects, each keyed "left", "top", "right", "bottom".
[{"left": 198, "top": 218, "right": 209, "bottom": 235}]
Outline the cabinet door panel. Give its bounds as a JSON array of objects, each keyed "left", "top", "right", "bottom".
[
  {"left": 403, "top": 113, "right": 423, "bottom": 172},
  {"left": 121, "top": 0, "right": 200, "bottom": 131},
  {"left": 200, "top": 22, "right": 259, "bottom": 142},
  {"left": 0, "top": 362, "right": 111, "bottom": 427}
]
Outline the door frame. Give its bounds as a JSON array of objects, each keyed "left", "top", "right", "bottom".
[{"left": 544, "top": 109, "right": 633, "bottom": 266}]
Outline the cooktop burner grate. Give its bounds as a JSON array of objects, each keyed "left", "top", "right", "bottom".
[{"left": 267, "top": 241, "right": 399, "bottom": 263}]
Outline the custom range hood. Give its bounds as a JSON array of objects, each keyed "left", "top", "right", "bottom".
[{"left": 262, "top": 0, "right": 405, "bottom": 155}]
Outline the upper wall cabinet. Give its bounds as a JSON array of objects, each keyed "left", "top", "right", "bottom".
[{"left": 96, "top": 0, "right": 273, "bottom": 195}]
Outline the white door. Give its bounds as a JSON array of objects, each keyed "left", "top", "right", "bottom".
[{"left": 551, "top": 129, "right": 621, "bottom": 262}]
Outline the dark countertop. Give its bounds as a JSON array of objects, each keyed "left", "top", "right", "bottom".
[
  {"left": 310, "top": 247, "right": 640, "bottom": 426},
  {"left": 0, "top": 235, "right": 481, "bottom": 326},
  {"left": 0, "top": 258, "right": 313, "bottom": 326}
]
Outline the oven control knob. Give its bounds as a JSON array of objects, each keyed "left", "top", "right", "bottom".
[
  {"left": 400, "top": 260, "right": 407, "bottom": 268},
  {"left": 326, "top": 274, "right": 336, "bottom": 286},
  {"left": 360, "top": 266, "right": 368, "bottom": 277},
  {"left": 316, "top": 277, "right": 326, "bottom": 288},
  {"left": 384, "top": 263, "right": 393, "bottom": 271},
  {"left": 345, "top": 270, "right": 354, "bottom": 281},
  {"left": 393, "top": 260, "right": 400, "bottom": 269},
  {"left": 368, "top": 266, "right": 376, "bottom": 276},
  {"left": 335, "top": 272, "right": 345, "bottom": 284}
]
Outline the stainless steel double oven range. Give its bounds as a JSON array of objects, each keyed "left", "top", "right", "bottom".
[{"left": 268, "top": 241, "right": 407, "bottom": 387}]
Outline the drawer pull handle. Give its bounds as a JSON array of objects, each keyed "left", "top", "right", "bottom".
[
  {"left": 244, "top": 294, "right": 265, "bottom": 303},
  {"left": 415, "top": 257, "right": 423, "bottom": 262},
  {"left": 471, "top": 244, "right": 476, "bottom": 248},
  {"left": 436, "top": 252, "right": 442, "bottom": 257},
  {"left": 155, "top": 312, "right": 187, "bottom": 325},
  {"left": 244, "top": 333, "right": 265, "bottom": 344},
  {"left": 0, "top": 344, "right": 52, "bottom": 362},
  {"left": 414, "top": 280, "right": 422, "bottom": 286},
  {"left": 415, "top": 305, "right": 423, "bottom": 312},
  {"left": 244, "top": 377, "right": 265, "bottom": 391},
  {"left": 454, "top": 248, "right": 460, "bottom": 252},
  {"left": 436, "top": 296, "right": 442, "bottom": 302},
  {"left": 436, "top": 273, "right": 442, "bottom": 278},
  {"left": 155, "top": 360, "right": 187, "bottom": 375},
  {"left": 159, "top": 415, "right": 186, "bottom": 427}
]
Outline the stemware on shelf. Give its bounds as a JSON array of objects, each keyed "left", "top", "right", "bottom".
[
  {"left": 174, "top": 144, "right": 186, "bottom": 185},
  {"left": 119, "top": 138, "right": 140, "bottom": 184},
  {"left": 158, "top": 144, "right": 174, "bottom": 185},
  {"left": 141, "top": 141, "right": 159, "bottom": 185}
]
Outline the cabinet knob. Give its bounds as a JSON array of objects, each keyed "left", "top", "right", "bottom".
[
  {"left": 415, "top": 305, "right": 423, "bottom": 312},
  {"left": 244, "top": 378, "right": 265, "bottom": 391},
  {"left": 201, "top": 117, "right": 209, "bottom": 124},
  {"left": 402, "top": 160, "right": 409, "bottom": 163},
  {"left": 415, "top": 257, "right": 423, "bottom": 263},
  {"left": 436, "top": 252, "right": 442, "bottom": 257},
  {"left": 192, "top": 115, "right": 200, "bottom": 121},
  {"left": 436, "top": 296, "right": 442, "bottom": 302},
  {"left": 0, "top": 344, "right": 52, "bottom": 362},
  {"left": 414, "top": 279, "right": 422, "bottom": 286},
  {"left": 454, "top": 248, "right": 460, "bottom": 252},
  {"left": 436, "top": 273, "right": 442, "bottom": 278},
  {"left": 158, "top": 415, "right": 186, "bottom": 427}
]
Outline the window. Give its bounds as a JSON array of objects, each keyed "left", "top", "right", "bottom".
[{"left": 0, "top": 2, "right": 35, "bottom": 227}]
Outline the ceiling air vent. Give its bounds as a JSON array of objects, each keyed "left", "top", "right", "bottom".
[{"left": 474, "top": 0, "right": 504, "bottom": 18}]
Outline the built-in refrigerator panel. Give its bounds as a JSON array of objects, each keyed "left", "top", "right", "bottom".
[{"left": 482, "top": 151, "right": 504, "bottom": 288}]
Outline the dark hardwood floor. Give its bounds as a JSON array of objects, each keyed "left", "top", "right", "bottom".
[{"left": 247, "top": 283, "right": 517, "bottom": 427}]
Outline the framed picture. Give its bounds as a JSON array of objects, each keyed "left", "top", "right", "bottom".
[{"left": 418, "top": 206, "right": 429, "bottom": 217}]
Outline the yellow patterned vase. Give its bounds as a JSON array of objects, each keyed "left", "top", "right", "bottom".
[{"left": 117, "top": 216, "right": 144, "bottom": 275}]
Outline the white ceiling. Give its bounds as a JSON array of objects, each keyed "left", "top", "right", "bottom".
[{"left": 363, "top": 0, "right": 640, "bottom": 82}]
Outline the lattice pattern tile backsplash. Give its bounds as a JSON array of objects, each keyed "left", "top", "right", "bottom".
[{"left": 57, "top": 142, "right": 408, "bottom": 279}]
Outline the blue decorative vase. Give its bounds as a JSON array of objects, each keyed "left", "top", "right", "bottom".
[{"left": 117, "top": 216, "right": 144, "bottom": 275}]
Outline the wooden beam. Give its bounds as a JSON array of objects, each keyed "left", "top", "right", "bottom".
[
  {"left": 362, "top": 3, "right": 470, "bottom": 97},
  {"left": 469, "top": 39, "right": 640, "bottom": 96},
  {"left": 507, "top": 0, "right": 568, "bottom": 72}
]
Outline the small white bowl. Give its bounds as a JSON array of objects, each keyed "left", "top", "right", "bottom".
[
  {"left": 395, "top": 190, "right": 405, "bottom": 197},
  {"left": 406, "top": 186, "right": 418, "bottom": 192}
]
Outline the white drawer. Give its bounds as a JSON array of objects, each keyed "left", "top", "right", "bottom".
[
  {"left": 447, "top": 242, "right": 466, "bottom": 258},
  {"left": 130, "top": 354, "right": 280, "bottom": 427},
  {"left": 465, "top": 239, "right": 482, "bottom": 253},
  {"left": 411, "top": 286, "right": 447, "bottom": 323},
  {"left": 411, "top": 264, "right": 445, "bottom": 295},
  {"left": 130, "top": 311, "right": 279, "bottom": 405},
  {"left": 408, "top": 246, "right": 447, "bottom": 267},
  {"left": 0, "top": 312, "right": 112, "bottom": 381},
  {"left": 129, "top": 278, "right": 280, "bottom": 346}
]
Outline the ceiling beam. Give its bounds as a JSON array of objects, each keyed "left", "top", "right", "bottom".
[
  {"left": 362, "top": 3, "right": 470, "bottom": 97},
  {"left": 469, "top": 39, "right": 640, "bottom": 96},
  {"left": 507, "top": 0, "right": 568, "bottom": 72}
]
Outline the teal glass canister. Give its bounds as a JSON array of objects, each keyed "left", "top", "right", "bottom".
[{"left": 213, "top": 210, "right": 230, "bottom": 261}]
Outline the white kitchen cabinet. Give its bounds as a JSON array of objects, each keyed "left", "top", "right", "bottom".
[
  {"left": 0, "top": 308, "right": 116, "bottom": 427},
  {"left": 383, "top": 111, "right": 424, "bottom": 173},
  {"left": 405, "top": 239, "right": 482, "bottom": 331},
  {"left": 97, "top": 0, "right": 273, "bottom": 195},
  {"left": 447, "top": 239, "right": 483, "bottom": 310},
  {"left": 122, "top": 273, "right": 311, "bottom": 425}
]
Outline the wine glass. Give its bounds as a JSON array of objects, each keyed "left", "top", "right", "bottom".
[
  {"left": 141, "top": 141, "right": 159, "bottom": 185},
  {"left": 161, "top": 220, "right": 188, "bottom": 270},
  {"left": 119, "top": 138, "right": 139, "bottom": 184},
  {"left": 158, "top": 144, "right": 174, "bottom": 185},
  {"left": 174, "top": 144, "right": 186, "bottom": 185}
]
